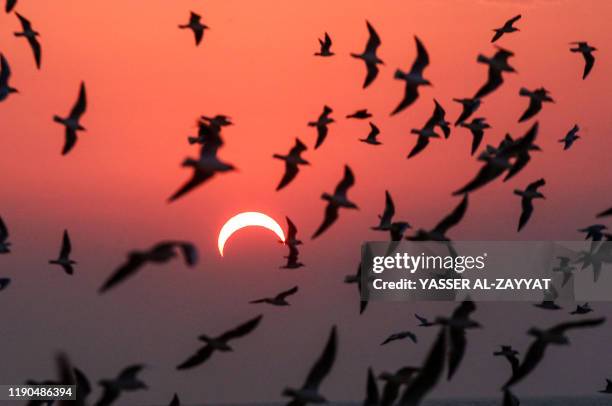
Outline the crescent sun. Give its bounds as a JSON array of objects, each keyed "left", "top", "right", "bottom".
[{"left": 218, "top": 212, "right": 286, "bottom": 256}]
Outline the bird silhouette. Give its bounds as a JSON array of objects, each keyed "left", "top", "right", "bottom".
[
  {"left": 380, "top": 331, "right": 417, "bottom": 345},
  {"left": 475, "top": 47, "right": 516, "bottom": 99},
  {"left": 14, "top": 13, "right": 41, "bottom": 69},
  {"left": 559, "top": 124, "right": 580, "bottom": 150},
  {"left": 453, "top": 98, "right": 481, "bottom": 126},
  {"left": 95, "top": 365, "right": 147, "bottom": 406},
  {"left": 379, "top": 367, "right": 419, "bottom": 406},
  {"left": 570, "top": 41, "right": 596, "bottom": 79},
  {"left": 515, "top": 178, "right": 546, "bottom": 231},
  {"left": 250, "top": 286, "right": 299, "bottom": 306},
  {"left": 351, "top": 21, "right": 384, "bottom": 88},
  {"left": 274, "top": 138, "right": 309, "bottom": 191},
  {"left": 179, "top": 12, "right": 208, "bottom": 46},
  {"left": 49, "top": 230, "right": 76, "bottom": 275},
  {"left": 308, "top": 105, "right": 335, "bottom": 149},
  {"left": 491, "top": 15, "right": 521, "bottom": 43},
  {"left": 53, "top": 82, "right": 87, "bottom": 155},
  {"left": 518, "top": 87, "right": 553, "bottom": 122},
  {"left": 494, "top": 345, "right": 520, "bottom": 377},
  {"left": 460, "top": 117, "right": 491, "bottom": 155},
  {"left": 360, "top": 122, "right": 382, "bottom": 145},
  {"left": 346, "top": 109, "right": 372, "bottom": 119},
  {"left": 312, "top": 165, "right": 358, "bottom": 239},
  {"left": 314, "top": 32, "right": 334, "bottom": 57},
  {"left": 391, "top": 36, "right": 431, "bottom": 115}
]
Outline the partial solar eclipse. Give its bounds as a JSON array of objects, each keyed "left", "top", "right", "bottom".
[{"left": 218, "top": 212, "right": 285, "bottom": 256}]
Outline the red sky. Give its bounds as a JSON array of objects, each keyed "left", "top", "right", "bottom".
[{"left": 1, "top": 0, "right": 611, "bottom": 404}]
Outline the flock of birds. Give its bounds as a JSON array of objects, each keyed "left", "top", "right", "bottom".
[{"left": 1, "top": 2, "right": 611, "bottom": 406}]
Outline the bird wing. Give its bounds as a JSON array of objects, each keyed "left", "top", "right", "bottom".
[
  {"left": 503, "top": 389, "right": 520, "bottom": 406},
  {"left": 176, "top": 345, "right": 214, "bottom": 370},
  {"left": 407, "top": 135, "right": 430, "bottom": 159},
  {"left": 597, "top": 207, "right": 612, "bottom": 218},
  {"left": 503, "top": 152, "right": 530, "bottom": 182},
  {"left": 118, "top": 364, "right": 145, "bottom": 382},
  {"left": 95, "top": 385, "right": 120, "bottom": 406},
  {"left": 59, "top": 230, "right": 71, "bottom": 260},
  {"left": 447, "top": 328, "right": 466, "bottom": 380},
  {"left": 314, "top": 124, "right": 328, "bottom": 149},
  {"left": 519, "top": 98, "right": 541, "bottom": 122},
  {"left": 415, "top": 314, "right": 428, "bottom": 325},
  {"left": 288, "top": 138, "right": 307, "bottom": 157},
  {"left": 286, "top": 216, "right": 298, "bottom": 241},
  {"left": 168, "top": 169, "right": 214, "bottom": 202},
  {"left": 303, "top": 326, "right": 337, "bottom": 390},
  {"left": 518, "top": 197, "right": 533, "bottom": 231},
  {"left": 424, "top": 99, "right": 446, "bottom": 129},
  {"left": 410, "top": 36, "right": 429, "bottom": 76},
  {"left": 526, "top": 178, "right": 545, "bottom": 192},
  {"left": 323, "top": 32, "right": 332, "bottom": 48},
  {"left": 16, "top": 13, "right": 32, "bottom": 31},
  {"left": 453, "top": 162, "right": 505, "bottom": 195},
  {"left": 5, "top": 0, "right": 17, "bottom": 13},
  {"left": 368, "top": 122, "right": 380, "bottom": 138},
  {"left": 178, "top": 243, "right": 198, "bottom": 266},
  {"left": 62, "top": 128, "right": 78, "bottom": 156},
  {"left": 27, "top": 35, "right": 41, "bottom": 69},
  {"left": 364, "top": 21, "right": 381, "bottom": 54},
  {"left": 504, "top": 340, "right": 547, "bottom": 388},
  {"left": 582, "top": 51, "right": 595, "bottom": 79},
  {"left": 433, "top": 195, "right": 469, "bottom": 236},
  {"left": 507, "top": 14, "right": 522, "bottom": 25},
  {"left": 0, "top": 216, "right": 8, "bottom": 240},
  {"left": 363, "top": 61, "right": 380, "bottom": 89},
  {"left": 99, "top": 254, "right": 146, "bottom": 293},
  {"left": 470, "top": 129, "right": 484, "bottom": 155},
  {"left": 276, "top": 285, "right": 299, "bottom": 301},
  {"left": 398, "top": 329, "right": 446, "bottom": 406},
  {"left": 380, "top": 190, "right": 395, "bottom": 224},
  {"left": 218, "top": 314, "right": 263, "bottom": 342},
  {"left": 312, "top": 202, "right": 339, "bottom": 239},
  {"left": 475, "top": 67, "right": 503, "bottom": 99},
  {"left": 364, "top": 367, "right": 380, "bottom": 406},
  {"left": 380, "top": 379, "right": 401, "bottom": 406},
  {"left": 69, "top": 82, "right": 87, "bottom": 120},
  {"left": 73, "top": 368, "right": 91, "bottom": 404},
  {"left": 391, "top": 84, "right": 419, "bottom": 116},
  {"left": 276, "top": 161, "right": 299, "bottom": 191},
  {"left": 0, "top": 54, "right": 10, "bottom": 85},
  {"left": 550, "top": 317, "right": 606, "bottom": 334},
  {"left": 335, "top": 165, "right": 355, "bottom": 196}
]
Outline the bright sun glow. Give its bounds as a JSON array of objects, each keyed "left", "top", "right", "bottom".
[{"left": 218, "top": 212, "right": 285, "bottom": 256}]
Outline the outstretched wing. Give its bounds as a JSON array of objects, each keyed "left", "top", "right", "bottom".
[
  {"left": 303, "top": 326, "right": 337, "bottom": 390},
  {"left": 219, "top": 314, "right": 263, "bottom": 342}
]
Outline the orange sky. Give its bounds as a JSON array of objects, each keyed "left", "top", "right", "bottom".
[{"left": 1, "top": 0, "right": 612, "bottom": 404}]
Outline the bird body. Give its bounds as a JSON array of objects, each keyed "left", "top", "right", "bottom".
[
  {"left": 360, "top": 122, "right": 382, "bottom": 145},
  {"left": 518, "top": 87, "right": 553, "bottom": 122},
  {"left": 570, "top": 41, "right": 596, "bottom": 79},
  {"left": 491, "top": 15, "right": 521, "bottom": 43},
  {"left": 559, "top": 124, "right": 580, "bottom": 150},
  {"left": 475, "top": 47, "right": 516, "bottom": 99},
  {"left": 347, "top": 109, "right": 372, "bottom": 119},
  {"left": 179, "top": 12, "right": 208, "bottom": 46},
  {"left": 460, "top": 117, "right": 490, "bottom": 155},
  {"left": 49, "top": 230, "right": 76, "bottom": 275}
]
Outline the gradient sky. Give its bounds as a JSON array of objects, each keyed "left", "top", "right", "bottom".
[{"left": 1, "top": 0, "right": 612, "bottom": 404}]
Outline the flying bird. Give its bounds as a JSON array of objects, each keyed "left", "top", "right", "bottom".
[
  {"left": 559, "top": 124, "right": 580, "bottom": 150},
  {"left": 314, "top": 32, "right": 334, "bottom": 57},
  {"left": 5, "top": 0, "right": 17, "bottom": 13},
  {"left": 178, "top": 12, "right": 208, "bottom": 46},
  {"left": 453, "top": 98, "right": 481, "bottom": 126},
  {"left": 408, "top": 123, "right": 441, "bottom": 159},
  {"left": 177, "top": 315, "right": 263, "bottom": 370},
  {"left": 49, "top": 230, "right": 76, "bottom": 275},
  {"left": 273, "top": 138, "right": 309, "bottom": 191},
  {"left": 378, "top": 367, "right": 419, "bottom": 406},
  {"left": 250, "top": 286, "right": 299, "bottom": 306},
  {"left": 96, "top": 365, "right": 147, "bottom": 406},
  {"left": 428, "top": 99, "right": 451, "bottom": 138},
  {"left": 188, "top": 115, "right": 232, "bottom": 145},
  {"left": 363, "top": 368, "right": 380, "bottom": 406},
  {"left": 168, "top": 135, "right": 235, "bottom": 202},
  {"left": 391, "top": 36, "right": 431, "bottom": 115},
  {"left": 371, "top": 191, "right": 410, "bottom": 241},
  {"left": 53, "top": 82, "right": 87, "bottom": 155},
  {"left": 0, "top": 54, "right": 18, "bottom": 102},
  {"left": 475, "top": 47, "right": 516, "bottom": 99},
  {"left": 282, "top": 326, "right": 337, "bottom": 405},
  {"left": 491, "top": 15, "right": 521, "bottom": 43},
  {"left": 515, "top": 178, "right": 546, "bottom": 231},
  {"left": 494, "top": 345, "right": 520, "bottom": 377},
  {"left": 553, "top": 256, "right": 577, "bottom": 287},
  {"left": 518, "top": 87, "right": 553, "bottom": 122},
  {"left": 284, "top": 216, "right": 303, "bottom": 246},
  {"left": 308, "top": 105, "right": 335, "bottom": 149},
  {"left": 459, "top": 117, "right": 491, "bottom": 155},
  {"left": 380, "top": 331, "right": 417, "bottom": 345},
  {"left": 312, "top": 165, "right": 358, "bottom": 239},
  {"left": 415, "top": 314, "right": 435, "bottom": 327},
  {"left": 347, "top": 109, "right": 372, "bottom": 119},
  {"left": 0, "top": 216, "right": 11, "bottom": 254},
  {"left": 99, "top": 241, "right": 198, "bottom": 293},
  {"left": 360, "top": 122, "right": 382, "bottom": 145},
  {"left": 408, "top": 195, "right": 468, "bottom": 242},
  {"left": 14, "top": 13, "right": 41, "bottom": 69},
  {"left": 344, "top": 262, "right": 368, "bottom": 314},
  {"left": 280, "top": 244, "right": 304, "bottom": 269},
  {"left": 570, "top": 42, "right": 596, "bottom": 79},
  {"left": 351, "top": 21, "right": 384, "bottom": 88},
  {"left": 503, "top": 318, "right": 606, "bottom": 388},
  {"left": 571, "top": 303, "right": 593, "bottom": 315}
]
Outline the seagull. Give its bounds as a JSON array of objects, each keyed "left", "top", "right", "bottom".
[
  {"left": 312, "top": 165, "right": 358, "bottom": 239},
  {"left": 351, "top": 21, "right": 383, "bottom": 88},
  {"left": 378, "top": 367, "right": 419, "bottom": 406},
  {"left": 99, "top": 241, "right": 198, "bottom": 293},
  {"left": 534, "top": 284, "right": 561, "bottom": 310},
  {"left": 347, "top": 109, "right": 372, "bottom": 119},
  {"left": 49, "top": 230, "right": 76, "bottom": 275},
  {"left": 5, "top": 0, "right": 17, "bottom": 13},
  {"left": 250, "top": 286, "right": 299, "bottom": 306},
  {"left": 0, "top": 216, "right": 11, "bottom": 254},
  {"left": 553, "top": 256, "right": 577, "bottom": 287},
  {"left": 428, "top": 99, "right": 451, "bottom": 138},
  {"left": 363, "top": 368, "right": 380, "bottom": 406},
  {"left": 282, "top": 326, "right": 337, "bottom": 406},
  {"left": 391, "top": 36, "right": 431, "bottom": 115},
  {"left": 380, "top": 331, "right": 417, "bottom": 345},
  {"left": 570, "top": 42, "right": 596, "bottom": 79},
  {"left": 397, "top": 328, "right": 446, "bottom": 406},
  {"left": 273, "top": 138, "right": 309, "bottom": 191},
  {"left": 0, "top": 278, "right": 10, "bottom": 291},
  {"left": 314, "top": 32, "right": 334, "bottom": 57},
  {"left": 475, "top": 47, "right": 516, "bottom": 99},
  {"left": 436, "top": 300, "right": 480, "bottom": 380},
  {"left": 518, "top": 87, "right": 554, "bottom": 122},
  {"left": 371, "top": 191, "right": 410, "bottom": 241},
  {"left": 280, "top": 244, "right": 305, "bottom": 269},
  {"left": 460, "top": 117, "right": 491, "bottom": 155},
  {"left": 571, "top": 303, "right": 593, "bottom": 315},
  {"left": 491, "top": 15, "right": 521, "bottom": 43},
  {"left": 178, "top": 12, "right": 208, "bottom": 46},
  {"left": 515, "top": 178, "right": 546, "bottom": 232},
  {"left": 559, "top": 124, "right": 580, "bottom": 150},
  {"left": 454, "top": 122, "right": 540, "bottom": 194},
  {"left": 453, "top": 98, "right": 481, "bottom": 126},
  {"left": 494, "top": 345, "right": 520, "bottom": 377},
  {"left": 0, "top": 54, "right": 18, "bottom": 102},
  {"left": 408, "top": 195, "right": 468, "bottom": 242},
  {"left": 415, "top": 314, "right": 435, "bottom": 327},
  {"left": 188, "top": 115, "right": 232, "bottom": 145},
  {"left": 284, "top": 216, "right": 303, "bottom": 246},
  {"left": 168, "top": 134, "right": 235, "bottom": 202},
  {"left": 408, "top": 122, "right": 441, "bottom": 159},
  {"left": 308, "top": 105, "right": 335, "bottom": 149},
  {"left": 53, "top": 82, "right": 87, "bottom": 155},
  {"left": 599, "top": 379, "right": 612, "bottom": 394},
  {"left": 503, "top": 318, "right": 606, "bottom": 388},
  {"left": 96, "top": 365, "right": 147, "bottom": 406},
  {"left": 14, "top": 13, "right": 41, "bottom": 69},
  {"left": 177, "top": 315, "right": 263, "bottom": 370},
  {"left": 360, "top": 122, "right": 382, "bottom": 145}
]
